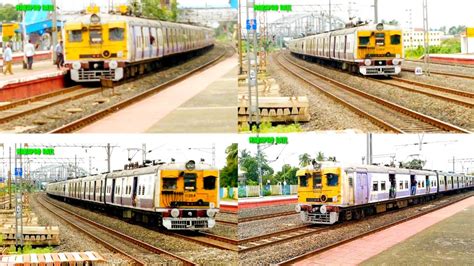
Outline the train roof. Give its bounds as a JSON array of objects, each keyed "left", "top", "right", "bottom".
[
  {"left": 298, "top": 164, "right": 436, "bottom": 175},
  {"left": 64, "top": 13, "right": 212, "bottom": 31}
]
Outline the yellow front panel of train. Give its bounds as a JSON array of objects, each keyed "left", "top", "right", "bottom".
[
  {"left": 297, "top": 168, "right": 342, "bottom": 205},
  {"left": 159, "top": 169, "right": 218, "bottom": 209},
  {"left": 65, "top": 21, "right": 128, "bottom": 61},
  {"left": 356, "top": 30, "right": 403, "bottom": 59}
]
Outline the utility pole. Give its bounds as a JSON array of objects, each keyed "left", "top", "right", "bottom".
[
  {"left": 246, "top": 0, "right": 260, "bottom": 129},
  {"left": 328, "top": 0, "right": 332, "bottom": 30},
  {"left": 366, "top": 133, "right": 373, "bottom": 165},
  {"left": 142, "top": 143, "right": 147, "bottom": 164},
  {"left": 238, "top": 0, "right": 243, "bottom": 74},
  {"left": 422, "top": 0, "right": 430, "bottom": 76},
  {"left": 374, "top": 0, "right": 378, "bottom": 23},
  {"left": 107, "top": 143, "right": 111, "bottom": 173},
  {"left": 52, "top": 0, "right": 58, "bottom": 63},
  {"left": 8, "top": 147, "right": 12, "bottom": 209}
]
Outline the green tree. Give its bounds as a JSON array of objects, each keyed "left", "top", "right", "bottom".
[
  {"left": 220, "top": 143, "right": 238, "bottom": 187},
  {"left": 316, "top": 151, "right": 325, "bottom": 161},
  {"left": 0, "top": 4, "right": 19, "bottom": 22},
  {"left": 381, "top": 19, "right": 399, "bottom": 26},
  {"left": 239, "top": 149, "right": 274, "bottom": 185},
  {"left": 142, "top": 0, "right": 178, "bottom": 21},
  {"left": 298, "top": 153, "right": 312, "bottom": 167},
  {"left": 448, "top": 25, "right": 466, "bottom": 36},
  {"left": 401, "top": 159, "right": 426, "bottom": 170},
  {"left": 273, "top": 164, "right": 299, "bottom": 185}
]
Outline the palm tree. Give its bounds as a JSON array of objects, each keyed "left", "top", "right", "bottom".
[
  {"left": 225, "top": 143, "right": 238, "bottom": 165},
  {"left": 299, "top": 153, "right": 312, "bottom": 167},
  {"left": 316, "top": 151, "right": 325, "bottom": 161}
]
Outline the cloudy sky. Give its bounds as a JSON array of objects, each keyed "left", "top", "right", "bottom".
[
  {"left": 239, "top": 134, "right": 474, "bottom": 174},
  {"left": 2, "top": 0, "right": 472, "bottom": 29},
  {"left": 0, "top": 134, "right": 234, "bottom": 179}
]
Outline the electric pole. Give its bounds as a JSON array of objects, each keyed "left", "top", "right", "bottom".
[
  {"left": 366, "top": 133, "right": 373, "bottom": 165},
  {"left": 52, "top": 0, "right": 58, "bottom": 63},
  {"left": 107, "top": 143, "right": 111, "bottom": 173},
  {"left": 423, "top": 0, "right": 430, "bottom": 76},
  {"left": 238, "top": 0, "right": 243, "bottom": 74},
  {"left": 374, "top": 0, "right": 378, "bottom": 23},
  {"left": 328, "top": 0, "right": 332, "bottom": 30}
]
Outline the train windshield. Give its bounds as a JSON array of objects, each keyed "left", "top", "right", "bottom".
[
  {"left": 163, "top": 178, "right": 177, "bottom": 190},
  {"left": 312, "top": 173, "right": 322, "bottom": 189},
  {"left": 326, "top": 173, "right": 339, "bottom": 186},
  {"left": 89, "top": 29, "right": 102, "bottom": 44},
  {"left": 359, "top": 36, "right": 370, "bottom": 46},
  {"left": 109, "top": 28, "right": 124, "bottom": 41},
  {"left": 203, "top": 176, "right": 216, "bottom": 190},
  {"left": 391, "top": 34, "right": 401, "bottom": 45},
  {"left": 184, "top": 173, "right": 197, "bottom": 191},
  {"left": 68, "top": 30, "right": 82, "bottom": 42},
  {"left": 299, "top": 174, "right": 309, "bottom": 187}
]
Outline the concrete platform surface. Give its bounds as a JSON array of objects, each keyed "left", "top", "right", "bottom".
[
  {"left": 295, "top": 196, "right": 473, "bottom": 266},
  {"left": 0, "top": 60, "right": 66, "bottom": 89},
  {"left": 78, "top": 55, "right": 237, "bottom": 133}
]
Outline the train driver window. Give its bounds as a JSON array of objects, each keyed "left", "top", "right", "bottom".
[
  {"left": 204, "top": 176, "right": 216, "bottom": 190},
  {"left": 68, "top": 30, "right": 82, "bottom": 42},
  {"left": 184, "top": 173, "right": 197, "bottom": 191},
  {"left": 326, "top": 173, "right": 339, "bottom": 186},
  {"left": 163, "top": 178, "right": 177, "bottom": 190},
  {"left": 313, "top": 173, "right": 322, "bottom": 189},
  {"left": 359, "top": 36, "right": 370, "bottom": 46},
  {"left": 109, "top": 27, "right": 124, "bottom": 41},
  {"left": 299, "top": 174, "right": 308, "bottom": 187},
  {"left": 372, "top": 181, "right": 378, "bottom": 191},
  {"left": 89, "top": 29, "right": 102, "bottom": 44},
  {"left": 391, "top": 34, "right": 401, "bottom": 45}
]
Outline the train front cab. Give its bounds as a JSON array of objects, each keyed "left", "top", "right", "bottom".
[
  {"left": 295, "top": 165, "right": 342, "bottom": 224},
  {"left": 356, "top": 24, "right": 403, "bottom": 75},
  {"left": 158, "top": 161, "right": 220, "bottom": 230}
]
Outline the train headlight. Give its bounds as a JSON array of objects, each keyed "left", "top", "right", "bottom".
[
  {"left": 90, "top": 14, "right": 101, "bottom": 24},
  {"left": 109, "top": 60, "right": 118, "bottom": 69},
  {"left": 364, "top": 59, "right": 372, "bottom": 66},
  {"left": 170, "top": 208, "right": 179, "bottom": 218},
  {"left": 185, "top": 160, "right": 196, "bottom": 170},
  {"left": 392, "top": 58, "right": 400, "bottom": 65},
  {"left": 72, "top": 62, "right": 81, "bottom": 70},
  {"left": 295, "top": 204, "right": 301, "bottom": 213},
  {"left": 206, "top": 209, "right": 216, "bottom": 217},
  {"left": 320, "top": 205, "right": 327, "bottom": 214}
]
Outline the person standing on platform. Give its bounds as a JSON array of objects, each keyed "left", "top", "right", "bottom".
[
  {"left": 24, "top": 40, "right": 35, "bottom": 70},
  {"left": 3, "top": 43, "right": 13, "bottom": 75},
  {"left": 55, "top": 40, "right": 64, "bottom": 69}
]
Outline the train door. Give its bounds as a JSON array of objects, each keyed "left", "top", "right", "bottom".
[
  {"left": 344, "top": 35, "right": 347, "bottom": 59},
  {"left": 93, "top": 181, "right": 97, "bottom": 201},
  {"left": 425, "top": 176, "right": 430, "bottom": 193},
  {"left": 100, "top": 180, "right": 103, "bottom": 202},
  {"left": 332, "top": 36, "right": 336, "bottom": 58},
  {"left": 150, "top": 27, "right": 157, "bottom": 58},
  {"left": 130, "top": 25, "right": 136, "bottom": 61},
  {"left": 83, "top": 182, "right": 86, "bottom": 199},
  {"left": 143, "top": 26, "right": 151, "bottom": 59},
  {"left": 389, "top": 174, "right": 396, "bottom": 199},
  {"left": 132, "top": 176, "right": 138, "bottom": 207},
  {"left": 157, "top": 27, "right": 164, "bottom": 57},
  {"left": 134, "top": 26, "right": 143, "bottom": 60},
  {"left": 111, "top": 179, "right": 116, "bottom": 203},
  {"left": 355, "top": 172, "right": 369, "bottom": 204}
]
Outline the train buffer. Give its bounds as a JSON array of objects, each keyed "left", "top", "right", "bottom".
[
  {"left": 238, "top": 96, "right": 310, "bottom": 124},
  {"left": 1, "top": 225, "right": 60, "bottom": 246}
]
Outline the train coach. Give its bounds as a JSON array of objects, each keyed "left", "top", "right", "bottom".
[
  {"left": 46, "top": 160, "right": 220, "bottom": 230},
  {"left": 295, "top": 162, "right": 473, "bottom": 224},
  {"left": 288, "top": 23, "right": 403, "bottom": 76},
  {"left": 63, "top": 12, "right": 214, "bottom": 82}
]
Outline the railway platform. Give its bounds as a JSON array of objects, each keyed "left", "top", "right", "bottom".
[
  {"left": 238, "top": 195, "right": 297, "bottom": 209},
  {"left": 427, "top": 53, "right": 474, "bottom": 65},
  {"left": 293, "top": 196, "right": 473, "bottom": 266},
  {"left": 77, "top": 55, "right": 237, "bottom": 133},
  {"left": 0, "top": 60, "right": 67, "bottom": 102}
]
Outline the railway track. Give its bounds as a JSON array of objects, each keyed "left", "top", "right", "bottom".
[
  {"left": 170, "top": 231, "right": 239, "bottom": 252},
  {"left": 404, "top": 58, "right": 474, "bottom": 69},
  {"left": 239, "top": 211, "right": 297, "bottom": 223},
  {"left": 216, "top": 219, "right": 238, "bottom": 226},
  {"left": 278, "top": 54, "right": 470, "bottom": 133},
  {"left": 369, "top": 77, "right": 474, "bottom": 108},
  {"left": 49, "top": 50, "right": 228, "bottom": 133},
  {"left": 0, "top": 85, "right": 103, "bottom": 125},
  {"left": 37, "top": 195, "right": 196, "bottom": 266},
  {"left": 402, "top": 67, "right": 474, "bottom": 80},
  {"left": 278, "top": 194, "right": 473, "bottom": 265}
]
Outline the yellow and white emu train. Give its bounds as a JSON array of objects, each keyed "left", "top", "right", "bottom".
[
  {"left": 47, "top": 160, "right": 220, "bottom": 230},
  {"left": 295, "top": 163, "right": 473, "bottom": 224},
  {"left": 288, "top": 23, "right": 403, "bottom": 76},
  {"left": 63, "top": 13, "right": 214, "bottom": 82}
]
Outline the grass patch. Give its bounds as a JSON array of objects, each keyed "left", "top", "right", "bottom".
[
  {"left": 8, "top": 244, "right": 55, "bottom": 254},
  {"left": 239, "top": 121, "right": 303, "bottom": 133}
]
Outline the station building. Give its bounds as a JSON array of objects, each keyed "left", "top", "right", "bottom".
[
  {"left": 402, "top": 28, "right": 445, "bottom": 49},
  {"left": 461, "top": 27, "right": 474, "bottom": 54}
]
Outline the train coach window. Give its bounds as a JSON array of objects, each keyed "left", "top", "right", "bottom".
[
  {"left": 299, "top": 175, "right": 308, "bottom": 187},
  {"left": 68, "top": 30, "right": 82, "bottom": 42},
  {"left": 163, "top": 178, "right": 177, "bottom": 190},
  {"left": 359, "top": 36, "right": 370, "bottom": 46},
  {"left": 204, "top": 176, "right": 217, "bottom": 190},
  {"left": 372, "top": 181, "right": 378, "bottom": 191},
  {"left": 109, "top": 28, "right": 124, "bottom": 41},
  {"left": 312, "top": 174, "right": 322, "bottom": 189},
  {"left": 89, "top": 29, "right": 102, "bottom": 44},
  {"left": 381, "top": 181, "right": 386, "bottom": 191},
  {"left": 184, "top": 173, "right": 197, "bottom": 191},
  {"left": 391, "top": 34, "right": 401, "bottom": 45},
  {"left": 326, "top": 173, "right": 339, "bottom": 186}
]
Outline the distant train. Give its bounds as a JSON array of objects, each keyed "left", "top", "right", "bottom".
[
  {"left": 47, "top": 160, "right": 220, "bottom": 230},
  {"left": 288, "top": 23, "right": 403, "bottom": 76},
  {"left": 63, "top": 12, "right": 215, "bottom": 82},
  {"left": 295, "top": 163, "right": 473, "bottom": 224}
]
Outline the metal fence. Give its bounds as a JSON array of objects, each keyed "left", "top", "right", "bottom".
[
  {"left": 219, "top": 187, "right": 238, "bottom": 200},
  {"left": 238, "top": 185, "right": 298, "bottom": 198}
]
